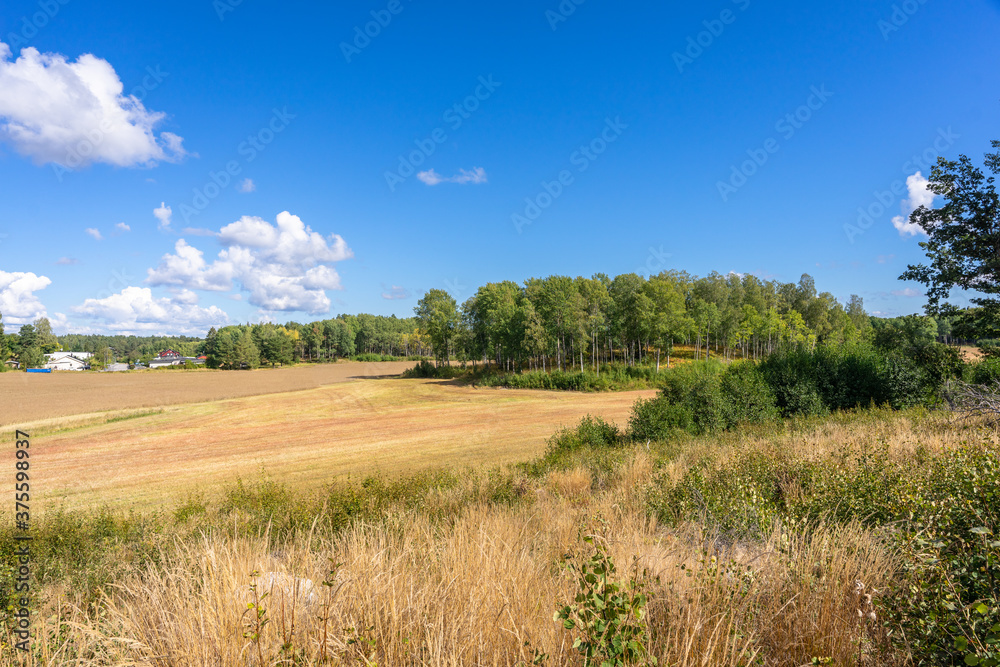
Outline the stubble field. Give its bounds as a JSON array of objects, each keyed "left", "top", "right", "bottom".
[{"left": 1, "top": 365, "right": 655, "bottom": 509}]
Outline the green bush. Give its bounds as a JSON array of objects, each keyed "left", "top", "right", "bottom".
[
  {"left": 719, "top": 362, "right": 779, "bottom": 427},
  {"left": 971, "top": 358, "right": 1000, "bottom": 385},
  {"left": 629, "top": 396, "right": 693, "bottom": 442},
  {"left": 547, "top": 415, "right": 622, "bottom": 454},
  {"left": 760, "top": 344, "right": 927, "bottom": 416}
]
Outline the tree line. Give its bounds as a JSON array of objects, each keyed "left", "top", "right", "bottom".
[{"left": 414, "top": 271, "right": 875, "bottom": 371}]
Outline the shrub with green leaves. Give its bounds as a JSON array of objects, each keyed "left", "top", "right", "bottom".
[
  {"left": 555, "top": 532, "right": 655, "bottom": 666},
  {"left": 719, "top": 362, "right": 779, "bottom": 427}
]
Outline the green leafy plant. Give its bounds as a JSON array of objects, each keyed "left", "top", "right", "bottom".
[
  {"left": 555, "top": 529, "right": 656, "bottom": 666},
  {"left": 242, "top": 571, "right": 270, "bottom": 666}
]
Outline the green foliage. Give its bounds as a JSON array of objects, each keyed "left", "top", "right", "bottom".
[
  {"left": 415, "top": 289, "right": 460, "bottom": 366},
  {"left": 402, "top": 360, "right": 464, "bottom": 379},
  {"left": 970, "top": 359, "right": 1000, "bottom": 386},
  {"left": 555, "top": 530, "right": 655, "bottom": 666},
  {"left": 644, "top": 425, "right": 1000, "bottom": 665},
  {"left": 547, "top": 416, "right": 622, "bottom": 455},
  {"left": 627, "top": 361, "right": 776, "bottom": 442},
  {"left": 900, "top": 139, "right": 1000, "bottom": 319},
  {"left": 719, "top": 362, "right": 779, "bottom": 426},
  {"left": 880, "top": 446, "right": 1000, "bottom": 666},
  {"left": 628, "top": 396, "right": 693, "bottom": 442},
  {"left": 760, "top": 344, "right": 930, "bottom": 416}
]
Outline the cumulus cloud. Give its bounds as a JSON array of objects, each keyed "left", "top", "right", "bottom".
[
  {"left": 381, "top": 285, "right": 410, "bottom": 300},
  {"left": 154, "top": 202, "right": 172, "bottom": 230},
  {"left": 146, "top": 239, "right": 233, "bottom": 291},
  {"left": 72, "top": 286, "right": 228, "bottom": 335},
  {"left": 115, "top": 222, "right": 130, "bottom": 233},
  {"left": 0, "top": 42, "right": 186, "bottom": 168},
  {"left": 892, "top": 172, "right": 936, "bottom": 238},
  {"left": 417, "top": 167, "right": 488, "bottom": 186},
  {"left": 0, "top": 270, "right": 51, "bottom": 324},
  {"left": 238, "top": 178, "right": 256, "bottom": 193},
  {"left": 85, "top": 227, "right": 102, "bottom": 240},
  {"left": 146, "top": 212, "right": 353, "bottom": 315}
]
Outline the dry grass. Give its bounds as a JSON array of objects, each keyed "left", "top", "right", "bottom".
[
  {"left": 16, "top": 378, "right": 655, "bottom": 510},
  {"left": 14, "top": 448, "right": 899, "bottom": 666}
]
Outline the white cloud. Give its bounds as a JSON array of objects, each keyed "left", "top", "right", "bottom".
[
  {"left": 146, "top": 212, "right": 353, "bottom": 314},
  {"left": 85, "top": 227, "right": 103, "bottom": 240},
  {"left": 154, "top": 202, "right": 172, "bottom": 230},
  {"left": 146, "top": 239, "right": 233, "bottom": 291},
  {"left": 238, "top": 178, "right": 256, "bottom": 193},
  {"left": 116, "top": 222, "right": 131, "bottom": 233},
  {"left": 417, "top": 167, "right": 488, "bottom": 186},
  {"left": 72, "top": 286, "right": 228, "bottom": 335},
  {"left": 381, "top": 285, "right": 410, "bottom": 300},
  {"left": 0, "top": 42, "right": 185, "bottom": 168},
  {"left": 0, "top": 270, "right": 52, "bottom": 324},
  {"left": 892, "top": 172, "right": 935, "bottom": 238},
  {"left": 417, "top": 169, "right": 445, "bottom": 186}
]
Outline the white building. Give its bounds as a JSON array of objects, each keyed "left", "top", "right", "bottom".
[{"left": 44, "top": 352, "right": 93, "bottom": 371}]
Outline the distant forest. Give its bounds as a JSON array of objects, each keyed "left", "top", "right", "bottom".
[{"left": 0, "top": 271, "right": 979, "bottom": 371}]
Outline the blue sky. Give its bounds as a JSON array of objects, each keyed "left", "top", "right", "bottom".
[{"left": 0, "top": 0, "right": 998, "bottom": 335}]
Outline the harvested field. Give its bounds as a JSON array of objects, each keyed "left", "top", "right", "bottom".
[
  {"left": 0, "top": 361, "right": 415, "bottom": 426},
  {"left": 23, "top": 378, "right": 656, "bottom": 510}
]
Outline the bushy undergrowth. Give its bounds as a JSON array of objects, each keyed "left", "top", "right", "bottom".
[
  {"left": 648, "top": 424, "right": 1000, "bottom": 666},
  {"left": 402, "top": 360, "right": 466, "bottom": 379},
  {"left": 350, "top": 353, "right": 425, "bottom": 362},
  {"left": 479, "top": 363, "right": 664, "bottom": 391}
]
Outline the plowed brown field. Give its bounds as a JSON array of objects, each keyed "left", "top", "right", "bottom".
[
  {"left": 0, "top": 361, "right": 415, "bottom": 427},
  {"left": 3, "top": 370, "right": 655, "bottom": 509}
]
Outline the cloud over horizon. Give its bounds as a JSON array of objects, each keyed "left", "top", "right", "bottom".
[
  {"left": 0, "top": 42, "right": 186, "bottom": 169},
  {"left": 146, "top": 211, "right": 353, "bottom": 314},
  {"left": 73, "top": 286, "right": 229, "bottom": 335}
]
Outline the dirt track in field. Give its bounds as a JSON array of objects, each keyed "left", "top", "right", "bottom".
[
  {"left": 24, "top": 378, "right": 655, "bottom": 510},
  {"left": 0, "top": 361, "right": 415, "bottom": 426}
]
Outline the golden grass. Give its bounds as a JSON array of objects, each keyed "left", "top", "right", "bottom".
[
  {"left": 17, "top": 447, "right": 899, "bottom": 666},
  {"left": 20, "top": 378, "right": 655, "bottom": 510}
]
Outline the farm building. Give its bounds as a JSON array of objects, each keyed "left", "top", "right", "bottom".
[{"left": 43, "top": 353, "right": 91, "bottom": 371}]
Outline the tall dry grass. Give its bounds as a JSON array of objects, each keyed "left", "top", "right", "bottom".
[{"left": 10, "top": 444, "right": 903, "bottom": 667}]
